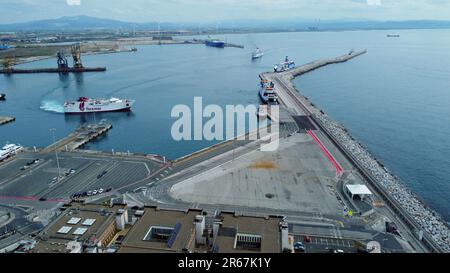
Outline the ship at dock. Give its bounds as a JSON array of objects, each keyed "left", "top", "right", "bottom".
[
  {"left": 0, "top": 143, "right": 23, "bottom": 162},
  {"left": 64, "top": 97, "right": 135, "bottom": 114},
  {"left": 259, "top": 80, "right": 279, "bottom": 105},
  {"left": 274, "top": 56, "right": 296, "bottom": 72},
  {"left": 205, "top": 36, "right": 225, "bottom": 48}
]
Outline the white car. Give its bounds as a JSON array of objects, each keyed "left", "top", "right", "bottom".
[
  {"left": 98, "top": 188, "right": 104, "bottom": 194},
  {"left": 92, "top": 190, "right": 98, "bottom": 195}
]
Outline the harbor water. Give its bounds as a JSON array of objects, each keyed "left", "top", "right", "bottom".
[{"left": 0, "top": 29, "right": 449, "bottom": 221}]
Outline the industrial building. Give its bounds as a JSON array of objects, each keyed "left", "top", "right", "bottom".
[
  {"left": 118, "top": 206, "right": 286, "bottom": 253},
  {"left": 32, "top": 202, "right": 128, "bottom": 253}
]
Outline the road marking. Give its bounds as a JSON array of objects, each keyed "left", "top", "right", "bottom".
[{"left": 307, "top": 129, "right": 343, "bottom": 177}]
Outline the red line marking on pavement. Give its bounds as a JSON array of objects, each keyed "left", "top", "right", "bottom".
[
  {"left": 0, "top": 196, "right": 66, "bottom": 203},
  {"left": 307, "top": 130, "right": 343, "bottom": 177}
]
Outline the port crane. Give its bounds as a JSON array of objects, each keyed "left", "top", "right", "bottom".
[{"left": 71, "top": 43, "right": 84, "bottom": 69}]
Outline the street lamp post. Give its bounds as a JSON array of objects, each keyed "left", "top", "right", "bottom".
[{"left": 50, "top": 128, "right": 62, "bottom": 182}]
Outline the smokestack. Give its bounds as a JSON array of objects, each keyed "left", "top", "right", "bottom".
[
  {"left": 118, "top": 209, "right": 129, "bottom": 224},
  {"left": 213, "top": 220, "right": 222, "bottom": 243},
  {"left": 116, "top": 212, "right": 125, "bottom": 231},
  {"left": 280, "top": 221, "right": 289, "bottom": 251},
  {"left": 194, "top": 215, "right": 206, "bottom": 245}
]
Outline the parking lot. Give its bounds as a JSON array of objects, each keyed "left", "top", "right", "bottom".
[
  {"left": 293, "top": 234, "right": 358, "bottom": 253},
  {"left": 0, "top": 152, "right": 164, "bottom": 201}
]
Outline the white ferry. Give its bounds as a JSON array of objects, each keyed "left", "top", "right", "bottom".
[
  {"left": 252, "top": 47, "right": 264, "bottom": 59},
  {"left": 64, "top": 97, "right": 135, "bottom": 114}
]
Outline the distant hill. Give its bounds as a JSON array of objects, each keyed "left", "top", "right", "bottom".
[
  {"left": 0, "top": 16, "right": 184, "bottom": 32},
  {"left": 1, "top": 16, "right": 450, "bottom": 32},
  {"left": 0, "top": 16, "right": 135, "bottom": 31}
]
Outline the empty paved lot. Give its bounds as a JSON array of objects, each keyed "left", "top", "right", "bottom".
[{"left": 170, "top": 133, "right": 344, "bottom": 214}]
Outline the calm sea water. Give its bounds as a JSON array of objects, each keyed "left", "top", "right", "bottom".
[{"left": 1, "top": 29, "right": 449, "bottom": 221}]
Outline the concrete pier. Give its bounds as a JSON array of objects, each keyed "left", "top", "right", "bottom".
[
  {"left": 260, "top": 50, "right": 448, "bottom": 253},
  {"left": 41, "top": 122, "right": 112, "bottom": 153},
  {"left": 0, "top": 67, "right": 106, "bottom": 74},
  {"left": 0, "top": 116, "right": 15, "bottom": 126}
]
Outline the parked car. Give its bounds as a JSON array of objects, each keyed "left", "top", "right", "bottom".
[
  {"left": 97, "top": 170, "right": 108, "bottom": 179},
  {"left": 294, "top": 242, "right": 306, "bottom": 252}
]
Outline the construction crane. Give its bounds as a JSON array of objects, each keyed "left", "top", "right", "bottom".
[{"left": 71, "top": 43, "right": 84, "bottom": 69}]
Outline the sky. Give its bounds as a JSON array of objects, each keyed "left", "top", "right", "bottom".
[{"left": 1, "top": 0, "right": 450, "bottom": 24}]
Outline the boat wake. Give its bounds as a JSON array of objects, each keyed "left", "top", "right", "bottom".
[{"left": 40, "top": 100, "right": 64, "bottom": 113}]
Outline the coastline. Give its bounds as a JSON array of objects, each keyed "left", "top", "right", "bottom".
[{"left": 7, "top": 47, "right": 136, "bottom": 66}]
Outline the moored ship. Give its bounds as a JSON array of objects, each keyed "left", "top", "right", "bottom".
[
  {"left": 64, "top": 97, "right": 135, "bottom": 114},
  {"left": 0, "top": 143, "right": 23, "bottom": 161},
  {"left": 259, "top": 81, "right": 279, "bottom": 105},
  {"left": 205, "top": 36, "right": 225, "bottom": 48},
  {"left": 274, "top": 56, "right": 296, "bottom": 72}
]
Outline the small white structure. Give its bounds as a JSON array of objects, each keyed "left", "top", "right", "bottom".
[
  {"left": 367, "top": 241, "right": 381, "bottom": 253},
  {"left": 195, "top": 215, "right": 206, "bottom": 245},
  {"left": 66, "top": 241, "right": 82, "bottom": 253},
  {"left": 346, "top": 184, "right": 372, "bottom": 201},
  {"left": 280, "top": 222, "right": 290, "bottom": 251}
]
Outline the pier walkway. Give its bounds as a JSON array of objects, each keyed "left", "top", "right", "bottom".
[
  {"left": 41, "top": 122, "right": 112, "bottom": 154},
  {"left": 0, "top": 67, "right": 106, "bottom": 74},
  {"left": 260, "top": 50, "right": 447, "bottom": 253}
]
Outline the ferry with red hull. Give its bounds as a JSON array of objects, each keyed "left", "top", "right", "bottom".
[{"left": 64, "top": 97, "right": 135, "bottom": 114}]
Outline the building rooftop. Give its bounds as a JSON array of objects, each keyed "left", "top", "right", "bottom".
[
  {"left": 32, "top": 202, "right": 126, "bottom": 253},
  {"left": 346, "top": 184, "right": 372, "bottom": 196},
  {"left": 118, "top": 206, "right": 200, "bottom": 253},
  {"left": 213, "top": 212, "right": 282, "bottom": 253},
  {"left": 118, "top": 206, "right": 283, "bottom": 253}
]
